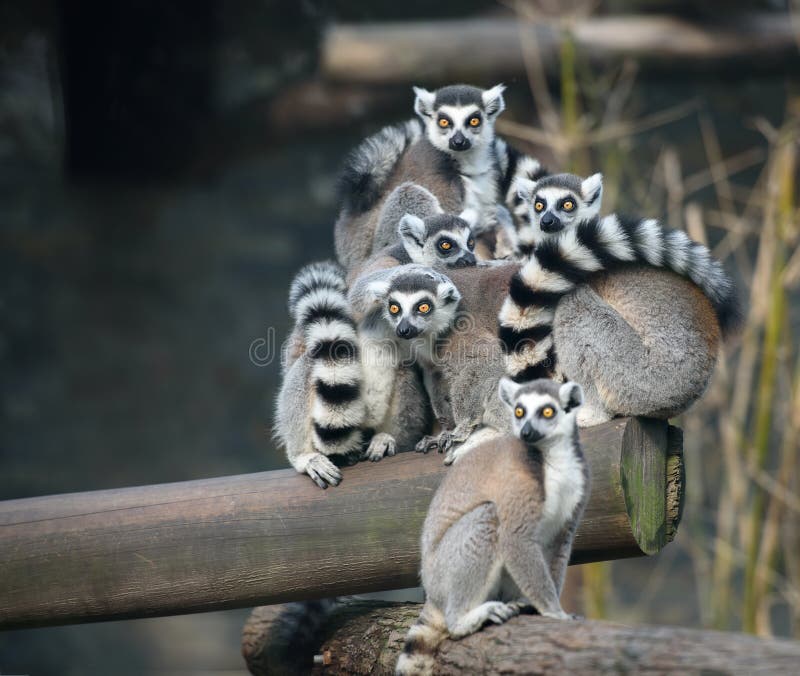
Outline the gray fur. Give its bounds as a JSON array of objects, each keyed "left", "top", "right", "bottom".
[
  {"left": 373, "top": 182, "right": 443, "bottom": 253},
  {"left": 553, "top": 267, "right": 721, "bottom": 425},
  {"left": 433, "top": 84, "right": 485, "bottom": 109},
  {"left": 397, "top": 378, "right": 588, "bottom": 675}
]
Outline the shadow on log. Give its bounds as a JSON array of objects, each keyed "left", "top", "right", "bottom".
[
  {"left": 0, "top": 418, "right": 680, "bottom": 630},
  {"left": 242, "top": 600, "right": 800, "bottom": 675}
]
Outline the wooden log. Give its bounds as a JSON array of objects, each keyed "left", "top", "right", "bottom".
[
  {"left": 242, "top": 600, "right": 800, "bottom": 676},
  {"left": 0, "top": 418, "right": 681, "bottom": 630},
  {"left": 321, "top": 14, "right": 799, "bottom": 84}
]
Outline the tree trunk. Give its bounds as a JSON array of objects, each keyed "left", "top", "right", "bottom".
[{"left": 242, "top": 600, "right": 800, "bottom": 675}]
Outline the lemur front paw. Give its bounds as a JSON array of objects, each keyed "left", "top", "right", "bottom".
[
  {"left": 305, "top": 455, "right": 342, "bottom": 489},
  {"left": 363, "top": 433, "right": 396, "bottom": 462}
]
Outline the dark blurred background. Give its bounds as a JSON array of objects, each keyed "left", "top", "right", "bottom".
[{"left": 1, "top": 0, "right": 798, "bottom": 673}]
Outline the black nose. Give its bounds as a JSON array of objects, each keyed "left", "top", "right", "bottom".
[
  {"left": 452, "top": 253, "right": 476, "bottom": 268},
  {"left": 540, "top": 213, "right": 563, "bottom": 233},
  {"left": 520, "top": 423, "right": 544, "bottom": 444},
  {"left": 449, "top": 131, "right": 471, "bottom": 151},
  {"left": 396, "top": 320, "right": 420, "bottom": 339}
]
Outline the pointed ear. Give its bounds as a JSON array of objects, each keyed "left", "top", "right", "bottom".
[
  {"left": 398, "top": 213, "right": 427, "bottom": 248},
  {"left": 413, "top": 86, "right": 436, "bottom": 118},
  {"left": 498, "top": 377, "right": 520, "bottom": 410},
  {"left": 365, "top": 279, "right": 390, "bottom": 306},
  {"left": 437, "top": 280, "right": 461, "bottom": 306},
  {"left": 559, "top": 382, "right": 584, "bottom": 412},
  {"left": 458, "top": 207, "right": 479, "bottom": 230},
  {"left": 482, "top": 84, "right": 506, "bottom": 118},
  {"left": 515, "top": 177, "right": 537, "bottom": 203},
  {"left": 581, "top": 173, "right": 603, "bottom": 207}
]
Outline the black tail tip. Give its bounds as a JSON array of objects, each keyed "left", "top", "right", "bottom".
[
  {"left": 716, "top": 290, "right": 745, "bottom": 339},
  {"left": 337, "top": 169, "right": 379, "bottom": 215}
]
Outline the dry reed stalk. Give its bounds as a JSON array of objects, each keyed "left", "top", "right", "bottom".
[{"left": 742, "top": 128, "right": 794, "bottom": 634}]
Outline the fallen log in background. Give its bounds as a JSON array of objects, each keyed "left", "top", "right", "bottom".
[
  {"left": 242, "top": 600, "right": 800, "bottom": 676},
  {"left": 322, "top": 14, "right": 799, "bottom": 84},
  {"left": 0, "top": 417, "right": 681, "bottom": 630}
]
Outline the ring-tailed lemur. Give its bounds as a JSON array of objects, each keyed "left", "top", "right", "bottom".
[
  {"left": 349, "top": 265, "right": 463, "bottom": 432},
  {"left": 275, "top": 261, "right": 433, "bottom": 488},
  {"left": 335, "top": 83, "right": 543, "bottom": 271},
  {"left": 498, "top": 172, "right": 741, "bottom": 424},
  {"left": 396, "top": 377, "right": 588, "bottom": 676}
]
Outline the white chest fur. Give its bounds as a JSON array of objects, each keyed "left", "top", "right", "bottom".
[
  {"left": 538, "top": 441, "right": 585, "bottom": 544},
  {"left": 459, "top": 151, "right": 499, "bottom": 234},
  {"left": 359, "top": 336, "right": 398, "bottom": 429}
]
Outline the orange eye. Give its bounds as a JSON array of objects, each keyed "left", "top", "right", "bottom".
[
  {"left": 515, "top": 406, "right": 525, "bottom": 419},
  {"left": 563, "top": 200, "right": 575, "bottom": 211},
  {"left": 418, "top": 303, "right": 431, "bottom": 314},
  {"left": 467, "top": 238, "right": 475, "bottom": 250},
  {"left": 438, "top": 118, "right": 450, "bottom": 128},
  {"left": 542, "top": 406, "right": 555, "bottom": 419},
  {"left": 439, "top": 240, "right": 452, "bottom": 250},
  {"left": 469, "top": 117, "right": 481, "bottom": 127},
  {"left": 534, "top": 201, "right": 545, "bottom": 212},
  {"left": 389, "top": 304, "right": 400, "bottom": 315}
]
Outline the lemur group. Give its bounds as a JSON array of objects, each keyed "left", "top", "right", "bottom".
[{"left": 274, "top": 83, "right": 741, "bottom": 674}]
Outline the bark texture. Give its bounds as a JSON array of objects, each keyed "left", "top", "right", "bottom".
[{"left": 243, "top": 600, "right": 800, "bottom": 675}]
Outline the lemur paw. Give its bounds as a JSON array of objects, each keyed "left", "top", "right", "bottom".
[
  {"left": 305, "top": 455, "right": 342, "bottom": 489},
  {"left": 539, "top": 609, "right": 571, "bottom": 621},
  {"left": 415, "top": 430, "right": 457, "bottom": 454},
  {"left": 485, "top": 601, "right": 521, "bottom": 625},
  {"left": 363, "top": 433, "right": 396, "bottom": 462},
  {"left": 415, "top": 434, "right": 441, "bottom": 453},
  {"left": 436, "top": 430, "right": 455, "bottom": 453}
]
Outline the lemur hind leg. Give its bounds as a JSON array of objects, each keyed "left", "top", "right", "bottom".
[
  {"left": 501, "top": 532, "right": 569, "bottom": 620},
  {"left": 423, "top": 503, "right": 519, "bottom": 639}
]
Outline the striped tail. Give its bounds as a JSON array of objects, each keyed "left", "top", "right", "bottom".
[
  {"left": 290, "top": 261, "right": 366, "bottom": 456},
  {"left": 337, "top": 118, "right": 424, "bottom": 215},
  {"left": 498, "top": 214, "right": 742, "bottom": 381},
  {"left": 395, "top": 603, "right": 449, "bottom": 676}
]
